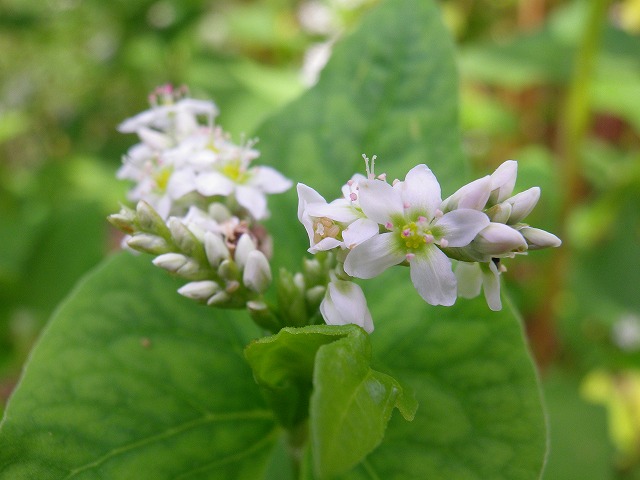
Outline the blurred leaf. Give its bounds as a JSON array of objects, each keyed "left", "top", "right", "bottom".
[{"left": 0, "top": 253, "right": 281, "bottom": 478}]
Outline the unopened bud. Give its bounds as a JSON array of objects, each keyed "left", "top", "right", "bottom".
[
  {"left": 235, "top": 234, "right": 256, "bottom": 269},
  {"left": 303, "top": 257, "right": 327, "bottom": 287},
  {"left": 152, "top": 253, "right": 202, "bottom": 279},
  {"left": 441, "top": 175, "right": 491, "bottom": 212},
  {"left": 204, "top": 231, "right": 229, "bottom": 268},
  {"left": 247, "top": 300, "right": 281, "bottom": 333},
  {"left": 505, "top": 187, "right": 540, "bottom": 224},
  {"left": 208, "top": 203, "right": 233, "bottom": 222},
  {"left": 138, "top": 126, "right": 171, "bottom": 150},
  {"left": 489, "top": 160, "right": 517, "bottom": 204},
  {"left": 107, "top": 206, "right": 136, "bottom": 234},
  {"left": 470, "top": 223, "right": 527, "bottom": 257},
  {"left": 305, "top": 285, "right": 327, "bottom": 308},
  {"left": 519, "top": 227, "right": 562, "bottom": 250},
  {"left": 178, "top": 281, "right": 220, "bottom": 300},
  {"left": 127, "top": 233, "right": 171, "bottom": 254},
  {"left": 242, "top": 250, "right": 272, "bottom": 293},
  {"left": 218, "top": 259, "right": 240, "bottom": 281},
  {"left": 168, "top": 217, "right": 202, "bottom": 257},
  {"left": 136, "top": 201, "right": 170, "bottom": 236},
  {"left": 485, "top": 202, "right": 512, "bottom": 224},
  {"left": 207, "top": 291, "right": 231, "bottom": 306}
]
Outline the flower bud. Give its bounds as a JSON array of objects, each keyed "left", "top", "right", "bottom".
[
  {"left": 242, "top": 250, "right": 272, "bottom": 293},
  {"left": 207, "top": 291, "right": 231, "bottom": 306},
  {"left": 469, "top": 223, "right": 527, "bottom": 257},
  {"left": 127, "top": 233, "right": 171, "bottom": 255},
  {"left": 305, "top": 285, "right": 327, "bottom": 311},
  {"left": 168, "top": 217, "right": 201, "bottom": 257},
  {"left": 489, "top": 160, "right": 517, "bottom": 204},
  {"left": 204, "top": 231, "right": 229, "bottom": 268},
  {"left": 485, "top": 202, "right": 512, "bottom": 224},
  {"left": 235, "top": 234, "right": 256, "bottom": 269},
  {"left": 136, "top": 200, "right": 170, "bottom": 236},
  {"left": 505, "top": 187, "right": 540, "bottom": 224},
  {"left": 247, "top": 300, "right": 281, "bottom": 333},
  {"left": 302, "top": 257, "right": 327, "bottom": 287},
  {"left": 138, "top": 126, "right": 171, "bottom": 150},
  {"left": 177, "top": 281, "right": 220, "bottom": 301},
  {"left": 107, "top": 206, "right": 136, "bottom": 234},
  {"left": 320, "top": 280, "right": 374, "bottom": 333},
  {"left": 218, "top": 259, "right": 240, "bottom": 281},
  {"left": 441, "top": 175, "right": 491, "bottom": 212},
  {"left": 152, "top": 253, "right": 202, "bottom": 279},
  {"left": 519, "top": 227, "right": 562, "bottom": 250}
]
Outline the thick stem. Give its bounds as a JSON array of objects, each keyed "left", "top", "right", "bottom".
[{"left": 287, "top": 420, "right": 308, "bottom": 479}]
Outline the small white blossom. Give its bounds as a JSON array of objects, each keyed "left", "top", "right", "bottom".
[
  {"left": 455, "top": 261, "right": 502, "bottom": 311},
  {"left": 343, "top": 164, "right": 490, "bottom": 306}
]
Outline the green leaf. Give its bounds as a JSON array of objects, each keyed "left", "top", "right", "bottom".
[
  {"left": 310, "top": 325, "right": 416, "bottom": 479},
  {"left": 245, "top": 324, "right": 416, "bottom": 479},
  {"left": 255, "top": 0, "right": 466, "bottom": 271},
  {"left": 331, "top": 276, "right": 548, "bottom": 479},
  {"left": 0, "top": 253, "right": 281, "bottom": 479}
]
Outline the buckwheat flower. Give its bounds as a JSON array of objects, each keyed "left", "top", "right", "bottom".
[
  {"left": 297, "top": 181, "right": 378, "bottom": 253},
  {"left": 488, "top": 160, "right": 518, "bottom": 205},
  {"left": 455, "top": 261, "right": 502, "bottom": 311},
  {"left": 195, "top": 140, "right": 292, "bottom": 220},
  {"left": 320, "top": 278, "right": 374, "bottom": 333},
  {"left": 344, "top": 164, "right": 490, "bottom": 306}
]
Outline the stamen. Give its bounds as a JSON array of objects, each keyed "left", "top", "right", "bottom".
[
  {"left": 402, "top": 229, "right": 411, "bottom": 238},
  {"left": 406, "top": 253, "right": 415, "bottom": 262},
  {"left": 347, "top": 179, "right": 354, "bottom": 186},
  {"left": 439, "top": 238, "right": 449, "bottom": 248},
  {"left": 424, "top": 234, "right": 434, "bottom": 244},
  {"left": 392, "top": 179, "right": 400, "bottom": 186},
  {"left": 417, "top": 216, "right": 428, "bottom": 224},
  {"left": 385, "top": 222, "right": 393, "bottom": 230},
  {"left": 377, "top": 173, "right": 387, "bottom": 181},
  {"left": 350, "top": 192, "right": 358, "bottom": 201},
  {"left": 403, "top": 201, "right": 410, "bottom": 209},
  {"left": 434, "top": 209, "right": 443, "bottom": 218}
]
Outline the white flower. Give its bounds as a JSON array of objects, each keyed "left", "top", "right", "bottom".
[
  {"left": 455, "top": 261, "right": 503, "bottom": 311},
  {"left": 196, "top": 141, "right": 292, "bottom": 220},
  {"left": 297, "top": 180, "right": 379, "bottom": 253},
  {"left": 488, "top": 160, "right": 518, "bottom": 205},
  {"left": 518, "top": 226, "right": 562, "bottom": 250},
  {"left": 343, "top": 164, "right": 490, "bottom": 306},
  {"left": 320, "top": 279, "right": 374, "bottom": 333}
]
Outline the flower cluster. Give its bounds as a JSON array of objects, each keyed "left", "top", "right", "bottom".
[
  {"left": 298, "top": 156, "right": 560, "bottom": 331},
  {"left": 109, "top": 86, "right": 291, "bottom": 311}
]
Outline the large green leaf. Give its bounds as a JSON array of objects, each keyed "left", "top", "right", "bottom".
[
  {"left": 256, "top": 0, "right": 465, "bottom": 271},
  {"left": 0, "top": 253, "right": 280, "bottom": 479},
  {"left": 306, "top": 272, "right": 547, "bottom": 479}
]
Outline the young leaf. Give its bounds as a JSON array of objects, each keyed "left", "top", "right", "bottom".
[
  {"left": 0, "top": 253, "right": 280, "bottom": 479},
  {"left": 244, "top": 324, "right": 416, "bottom": 479}
]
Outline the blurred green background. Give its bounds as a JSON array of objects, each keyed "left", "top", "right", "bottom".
[{"left": 1, "top": 0, "right": 639, "bottom": 477}]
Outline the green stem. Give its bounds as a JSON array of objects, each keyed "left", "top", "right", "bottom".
[{"left": 287, "top": 420, "right": 308, "bottom": 479}]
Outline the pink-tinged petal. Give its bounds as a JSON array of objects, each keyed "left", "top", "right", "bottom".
[
  {"left": 320, "top": 280, "right": 374, "bottom": 333},
  {"left": 236, "top": 185, "right": 267, "bottom": 220},
  {"left": 409, "top": 246, "right": 457, "bottom": 306},
  {"left": 357, "top": 179, "right": 404, "bottom": 225},
  {"left": 435, "top": 209, "right": 490, "bottom": 247},
  {"left": 441, "top": 175, "right": 491, "bottom": 212},
  {"left": 306, "top": 199, "right": 359, "bottom": 223},
  {"left": 505, "top": 187, "right": 540, "bottom": 224},
  {"left": 490, "top": 160, "right": 517, "bottom": 204},
  {"left": 455, "top": 262, "right": 482, "bottom": 299},
  {"left": 481, "top": 261, "right": 502, "bottom": 311},
  {"left": 343, "top": 232, "right": 404, "bottom": 279},
  {"left": 196, "top": 171, "right": 235, "bottom": 196},
  {"left": 342, "top": 218, "right": 380, "bottom": 249},
  {"left": 248, "top": 166, "right": 293, "bottom": 193},
  {"left": 400, "top": 164, "right": 442, "bottom": 218},
  {"left": 309, "top": 237, "right": 342, "bottom": 253}
]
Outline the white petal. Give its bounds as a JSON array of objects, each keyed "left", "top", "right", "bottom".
[
  {"left": 235, "top": 234, "right": 256, "bottom": 269},
  {"left": 400, "top": 164, "right": 442, "bottom": 218},
  {"left": 505, "top": 187, "right": 540, "bottom": 224},
  {"left": 435, "top": 209, "right": 490, "bottom": 247},
  {"left": 490, "top": 160, "right": 517, "bottom": 204},
  {"left": 320, "top": 280, "right": 374, "bottom": 333},
  {"left": 236, "top": 185, "right": 268, "bottom": 220},
  {"left": 481, "top": 262, "right": 502, "bottom": 311},
  {"left": 167, "top": 169, "right": 197, "bottom": 199},
  {"left": 243, "top": 250, "right": 272, "bottom": 293},
  {"left": 357, "top": 179, "right": 404, "bottom": 225},
  {"left": 472, "top": 223, "right": 527, "bottom": 256},
  {"left": 297, "top": 183, "right": 327, "bottom": 222},
  {"left": 455, "top": 262, "right": 482, "bottom": 299},
  {"left": 248, "top": 166, "right": 293, "bottom": 193},
  {"left": 519, "top": 226, "right": 562, "bottom": 250},
  {"left": 309, "top": 237, "right": 342, "bottom": 253},
  {"left": 306, "top": 199, "right": 359, "bottom": 223},
  {"left": 196, "top": 172, "right": 235, "bottom": 196},
  {"left": 441, "top": 175, "right": 491, "bottom": 212},
  {"left": 409, "top": 246, "right": 457, "bottom": 306},
  {"left": 137, "top": 127, "right": 172, "bottom": 150},
  {"left": 343, "top": 233, "right": 404, "bottom": 279},
  {"left": 342, "top": 218, "right": 380, "bottom": 249}
]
